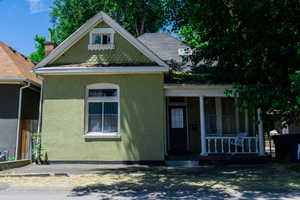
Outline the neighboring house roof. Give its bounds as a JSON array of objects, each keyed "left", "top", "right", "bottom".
[
  {"left": 34, "top": 11, "right": 168, "bottom": 75},
  {"left": 0, "top": 42, "right": 41, "bottom": 85},
  {"left": 138, "top": 33, "right": 190, "bottom": 64}
]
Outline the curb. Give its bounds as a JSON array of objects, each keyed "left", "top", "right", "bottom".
[{"left": 0, "top": 173, "right": 69, "bottom": 177}]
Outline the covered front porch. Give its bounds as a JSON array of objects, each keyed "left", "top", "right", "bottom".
[{"left": 164, "top": 84, "right": 265, "bottom": 159}]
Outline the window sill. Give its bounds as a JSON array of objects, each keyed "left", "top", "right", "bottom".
[
  {"left": 88, "top": 44, "right": 114, "bottom": 50},
  {"left": 84, "top": 132, "right": 120, "bottom": 139}
]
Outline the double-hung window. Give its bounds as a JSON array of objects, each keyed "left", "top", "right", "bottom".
[{"left": 85, "top": 84, "right": 120, "bottom": 138}]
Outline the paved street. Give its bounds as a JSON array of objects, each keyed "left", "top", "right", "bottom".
[{"left": 0, "top": 163, "right": 300, "bottom": 199}]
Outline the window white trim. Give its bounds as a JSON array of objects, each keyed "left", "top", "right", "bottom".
[
  {"left": 88, "top": 44, "right": 114, "bottom": 50},
  {"left": 85, "top": 83, "right": 120, "bottom": 138},
  {"left": 88, "top": 28, "right": 115, "bottom": 50}
]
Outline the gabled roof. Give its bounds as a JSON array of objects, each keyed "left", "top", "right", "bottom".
[
  {"left": 138, "top": 33, "right": 190, "bottom": 64},
  {"left": 0, "top": 42, "right": 41, "bottom": 85},
  {"left": 34, "top": 11, "right": 168, "bottom": 72}
]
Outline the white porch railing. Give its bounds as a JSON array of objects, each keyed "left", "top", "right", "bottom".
[{"left": 206, "top": 136, "right": 259, "bottom": 154}]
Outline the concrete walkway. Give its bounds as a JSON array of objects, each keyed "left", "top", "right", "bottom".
[{"left": 0, "top": 163, "right": 158, "bottom": 175}]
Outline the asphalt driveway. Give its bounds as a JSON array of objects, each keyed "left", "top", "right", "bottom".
[{"left": 0, "top": 163, "right": 299, "bottom": 199}]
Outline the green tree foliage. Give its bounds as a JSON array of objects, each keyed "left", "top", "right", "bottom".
[
  {"left": 51, "top": 0, "right": 165, "bottom": 43},
  {"left": 166, "top": 0, "right": 300, "bottom": 125},
  {"left": 28, "top": 35, "right": 46, "bottom": 63}
]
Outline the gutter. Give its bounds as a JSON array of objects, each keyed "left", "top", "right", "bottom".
[
  {"left": 15, "top": 82, "right": 31, "bottom": 160},
  {"left": 32, "top": 66, "right": 169, "bottom": 75},
  {"left": 0, "top": 77, "right": 40, "bottom": 88},
  {"left": 0, "top": 77, "right": 26, "bottom": 83}
]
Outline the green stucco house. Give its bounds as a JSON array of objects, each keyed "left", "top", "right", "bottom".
[{"left": 33, "top": 11, "right": 266, "bottom": 163}]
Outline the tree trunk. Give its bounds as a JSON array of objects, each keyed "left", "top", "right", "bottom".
[{"left": 139, "top": 15, "right": 146, "bottom": 36}]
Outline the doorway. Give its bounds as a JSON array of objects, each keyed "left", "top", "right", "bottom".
[{"left": 168, "top": 106, "right": 188, "bottom": 154}]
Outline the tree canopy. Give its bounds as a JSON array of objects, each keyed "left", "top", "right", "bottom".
[
  {"left": 28, "top": 35, "right": 46, "bottom": 63},
  {"left": 50, "top": 0, "right": 165, "bottom": 43},
  {"left": 166, "top": 0, "right": 300, "bottom": 125}
]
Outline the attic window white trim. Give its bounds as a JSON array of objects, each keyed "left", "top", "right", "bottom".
[{"left": 88, "top": 28, "right": 115, "bottom": 50}]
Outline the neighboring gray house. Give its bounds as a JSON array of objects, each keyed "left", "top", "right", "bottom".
[{"left": 0, "top": 42, "right": 40, "bottom": 160}]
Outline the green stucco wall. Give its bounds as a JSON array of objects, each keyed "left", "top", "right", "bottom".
[
  {"left": 52, "top": 22, "right": 155, "bottom": 66},
  {"left": 41, "top": 73, "right": 165, "bottom": 161}
]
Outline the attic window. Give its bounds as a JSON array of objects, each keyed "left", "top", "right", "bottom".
[{"left": 88, "top": 28, "right": 115, "bottom": 50}]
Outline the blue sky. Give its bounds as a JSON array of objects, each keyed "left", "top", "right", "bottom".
[{"left": 0, "top": 0, "right": 53, "bottom": 56}]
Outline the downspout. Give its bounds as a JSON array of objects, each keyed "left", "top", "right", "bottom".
[
  {"left": 15, "top": 82, "right": 31, "bottom": 160},
  {"left": 36, "top": 81, "right": 43, "bottom": 162},
  {"left": 37, "top": 82, "right": 43, "bottom": 133}
]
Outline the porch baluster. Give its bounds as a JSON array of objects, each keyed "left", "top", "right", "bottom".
[
  {"left": 248, "top": 138, "right": 251, "bottom": 152},
  {"left": 241, "top": 138, "right": 244, "bottom": 153},
  {"left": 214, "top": 139, "right": 217, "bottom": 153},
  {"left": 235, "top": 138, "right": 238, "bottom": 153},
  {"left": 221, "top": 138, "right": 224, "bottom": 153},
  {"left": 256, "top": 137, "right": 259, "bottom": 153}
]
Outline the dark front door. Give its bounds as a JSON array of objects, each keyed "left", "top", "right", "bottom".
[{"left": 169, "top": 106, "right": 187, "bottom": 154}]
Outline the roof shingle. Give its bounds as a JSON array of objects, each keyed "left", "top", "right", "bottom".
[
  {"left": 0, "top": 42, "right": 41, "bottom": 84},
  {"left": 138, "top": 33, "right": 190, "bottom": 64}
]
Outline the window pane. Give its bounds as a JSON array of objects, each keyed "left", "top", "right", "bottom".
[
  {"left": 102, "top": 34, "right": 111, "bottom": 44},
  {"left": 222, "top": 98, "right": 236, "bottom": 134},
  {"left": 88, "top": 103, "right": 102, "bottom": 132},
  {"left": 88, "top": 89, "right": 117, "bottom": 97},
  {"left": 103, "top": 102, "right": 118, "bottom": 132},
  {"left": 171, "top": 108, "right": 184, "bottom": 128},
  {"left": 104, "top": 102, "right": 118, "bottom": 114},
  {"left": 205, "top": 97, "right": 217, "bottom": 134},
  {"left": 88, "top": 102, "right": 102, "bottom": 114},
  {"left": 93, "top": 34, "right": 101, "bottom": 44}
]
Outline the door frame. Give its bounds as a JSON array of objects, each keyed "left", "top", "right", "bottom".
[{"left": 167, "top": 102, "right": 189, "bottom": 154}]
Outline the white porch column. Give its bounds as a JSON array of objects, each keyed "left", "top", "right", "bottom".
[
  {"left": 257, "top": 108, "right": 265, "bottom": 156},
  {"left": 200, "top": 96, "right": 207, "bottom": 156}
]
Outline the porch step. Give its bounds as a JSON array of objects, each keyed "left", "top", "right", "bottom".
[
  {"left": 199, "top": 154, "right": 272, "bottom": 164},
  {"left": 165, "top": 160, "right": 199, "bottom": 167}
]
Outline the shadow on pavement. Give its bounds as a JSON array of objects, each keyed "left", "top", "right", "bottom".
[{"left": 70, "top": 165, "right": 300, "bottom": 199}]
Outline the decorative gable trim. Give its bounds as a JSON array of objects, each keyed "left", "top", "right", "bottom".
[{"left": 34, "top": 11, "right": 168, "bottom": 71}]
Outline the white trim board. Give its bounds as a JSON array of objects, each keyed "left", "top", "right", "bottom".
[
  {"left": 164, "top": 84, "right": 233, "bottom": 89},
  {"left": 164, "top": 84, "right": 233, "bottom": 97},
  {"left": 34, "top": 11, "right": 169, "bottom": 70},
  {"left": 33, "top": 66, "right": 168, "bottom": 75}
]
